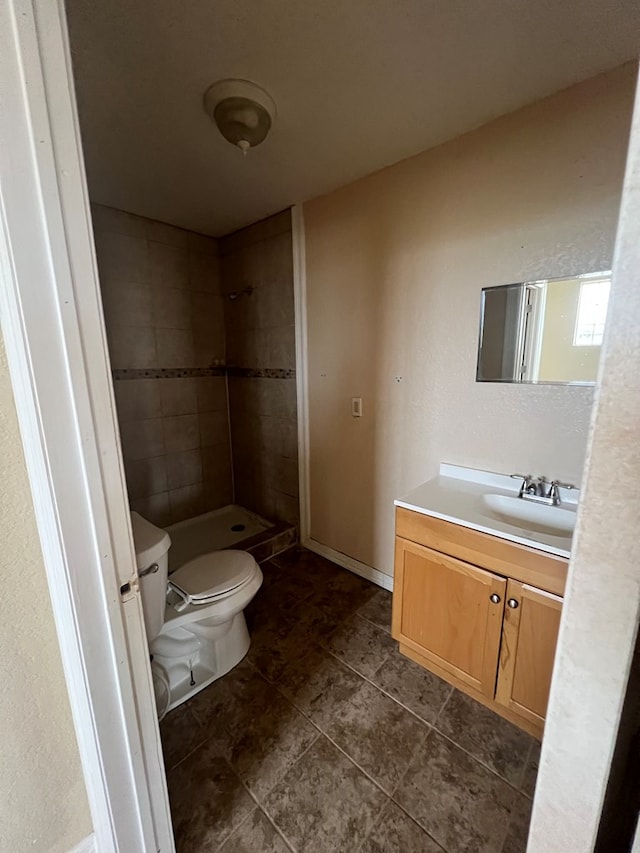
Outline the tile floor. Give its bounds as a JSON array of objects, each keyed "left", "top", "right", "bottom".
[{"left": 161, "top": 547, "right": 540, "bottom": 853}]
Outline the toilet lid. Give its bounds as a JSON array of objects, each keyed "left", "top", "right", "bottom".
[{"left": 169, "top": 549, "right": 256, "bottom": 604}]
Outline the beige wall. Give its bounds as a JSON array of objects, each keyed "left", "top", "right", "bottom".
[
  {"left": 0, "top": 336, "right": 91, "bottom": 851},
  {"left": 529, "top": 67, "right": 640, "bottom": 851},
  {"left": 304, "top": 63, "right": 636, "bottom": 576}
]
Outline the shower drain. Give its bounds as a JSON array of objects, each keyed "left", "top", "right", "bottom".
[{"left": 230, "top": 523, "right": 246, "bottom": 532}]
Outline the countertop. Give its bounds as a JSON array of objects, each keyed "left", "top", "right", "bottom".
[{"left": 395, "top": 464, "right": 577, "bottom": 558}]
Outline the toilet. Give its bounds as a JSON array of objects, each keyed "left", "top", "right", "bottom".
[{"left": 130, "top": 511, "right": 263, "bottom": 719}]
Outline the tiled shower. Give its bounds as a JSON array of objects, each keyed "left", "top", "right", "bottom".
[{"left": 92, "top": 203, "right": 299, "bottom": 531}]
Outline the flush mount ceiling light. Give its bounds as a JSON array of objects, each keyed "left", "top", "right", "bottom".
[{"left": 203, "top": 78, "right": 276, "bottom": 156}]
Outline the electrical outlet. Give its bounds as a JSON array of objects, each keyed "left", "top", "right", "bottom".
[{"left": 351, "top": 397, "right": 363, "bottom": 417}]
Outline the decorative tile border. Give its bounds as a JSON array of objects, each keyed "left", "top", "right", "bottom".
[
  {"left": 226, "top": 367, "right": 296, "bottom": 379},
  {"left": 112, "top": 366, "right": 226, "bottom": 380},
  {"left": 112, "top": 366, "right": 296, "bottom": 381}
]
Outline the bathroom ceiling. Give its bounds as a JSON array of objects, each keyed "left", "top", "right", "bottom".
[{"left": 66, "top": 0, "right": 640, "bottom": 237}]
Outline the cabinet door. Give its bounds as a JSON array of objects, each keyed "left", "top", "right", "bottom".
[
  {"left": 495, "top": 580, "right": 562, "bottom": 728},
  {"left": 393, "top": 537, "right": 506, "bottom": 697}
]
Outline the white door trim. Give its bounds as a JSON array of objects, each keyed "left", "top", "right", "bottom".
[
  {"left": 0, "top": 1, "right": 173, "bottom": 850},
  {"left": 292, "top": 204, "right": 311, "bottom": 542}
]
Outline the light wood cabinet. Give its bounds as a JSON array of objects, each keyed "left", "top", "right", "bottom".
[
  {"left": 392, "top": 507, "right": 568, "bottom": 737},
  {"left": 394, "top": 538, "right": 505, "bottom": 697},
  {"left": 495, "top": 580, "right": 562, "bottom": 728}
]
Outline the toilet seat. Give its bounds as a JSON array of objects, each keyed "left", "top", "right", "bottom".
[{"left": 168, "top": 549, "right": 257, "bottom": 608}]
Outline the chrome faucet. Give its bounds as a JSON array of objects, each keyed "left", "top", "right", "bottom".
[{"left": 510, "top": 474, "right": 575, "bottom": 506}]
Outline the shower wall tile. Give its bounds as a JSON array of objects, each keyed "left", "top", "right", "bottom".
[
  {"left": 147, "top": 219, "right": 188, "bottom": 248},
  {"left": 201, "top": 444, "right": 232, "bottom": 484},
  {"left": 196, "top": 376, "right": 227, "bottom": 412},
  {"left": 166, "top": 449, "right": 202, "bottom": 490},
  {"left": 188, "top": 231, "right": 218, "bottom": 256},
  {"left": 268, "top": 324, "right": 296, "bottom": 370},
  {"left": 159, "top": 378, "right": 198, "bottom": 417},
  {"left": 155, "top": 328, "right": 195, "bottom": 368},
  {"left": 223, "top": 215, "right": 299, "bottom": 526},
  {"left": 95, "top": 231, "right": 149, "bottom": 284},
  {"left": 120, "top": 418, "right": 165, "bottom": 461},
  {"left": 149, "top": 242, "right": 189, "bottom": 289},
  {"left": 189, "top": 251, "right": 221, "bottom": 293},
  {"left": 153, "top": 288, "right": 191, "bottom": 329},
  {"left": 91, "top": 204, "right": 147, "bottom": 239},
  {"left": 204, "top": 479, "right": 233, "bottom": 512},
  {"left": 125, "top": 456, "right": 169, "bottom": 500},
  {"left": 102, "top": 283, "right": 153, "bottom": 328},
  {"left": 199, "top": 410, "right": 229, "bottom": 447},
  {"left": 114, "top": 379, "right": 161, "bottom": 422},
  {"left": 130, "top": 492, "right": 172, "bottom": 528},
  {"left": 94, "top": 203, "right": 233, "bottom": 524},
  {"left": 169, "top": 483, "right": 205, "bottom": 524},
  {"left": 107, "top": 325, "right": 157, "bottom": 369},
  {"left": 163, "top": 414, "right": 200, "bottom": 454}
]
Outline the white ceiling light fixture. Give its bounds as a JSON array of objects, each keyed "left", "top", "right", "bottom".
[{"left": 203, "top": 78, "right": 276, "bottom": 156}]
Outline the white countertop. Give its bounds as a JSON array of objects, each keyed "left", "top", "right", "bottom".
[{"left": 395, "top": 464, "right": 577, "bottom": 558}]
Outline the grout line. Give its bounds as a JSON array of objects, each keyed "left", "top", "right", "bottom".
[
  {"left": 517, "top": 739, "right": 535, "bottom": 792},
  {"left": 231, "top": 776, "right": 301, "bottom": 853},
  {"left": 258, "top": 620, "right": 534, "bottom": 800},
  {"left": 213, "top": 802, "right": 257, "bottom": 853},
  {"left": 164, "top": 732, "right": 209, "bottom": 773}
]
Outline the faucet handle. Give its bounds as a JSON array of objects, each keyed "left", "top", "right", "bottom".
[
  {"left": 510, "top": 473, "right": 534, "bottom": 497},
  {"left": 550, "top": 480, "right": 576, "bottom": 490},
  {"left": 548, "top": 480, "right": 576, "bottom": 504}
]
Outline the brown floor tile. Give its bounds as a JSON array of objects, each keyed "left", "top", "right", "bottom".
[
  {"left": 323, "top": 680, "right": 429, "bottom": 795},
  {"left": 270, "top": 546, "right": 345, "bottom": 586},
  {"left": 371, "top": 650, "right": 452, "bottom": 724},
  {"left": 501, "top": 794, "right": 533, "bottom": 853},
  {"left": 224, "top": 662, "right": 320, "bottom": 800},
  {"left": 167, "top": 741, "right": 254, "bottom": 852},
  {"left": 356, "top": 587, "right": 393, "bottom": 632},
  {"left": 248, "top": 612, "right": 320, "bottom": 683},
  {"left": 361, "top": 801, "right": 444, "bottom": 852},
  {"left": 252, "top": 557, "right": 315, "bottom": 611},
  {"left": 160, "top": 702, "right": 208, "bottom": 771},
  {"left": 163, "top": 550, "right": 537, "bottom": 852},
  {"left": 520, "top": 740, "right": 541, "bottom": 797},
  {"left": 436, "top": 690, "right": 534, "bottom": 786},
  {"left": 323, "top": 614, "right": 396, "bottom": 678},
  {"left": 264, "top": 736, "right": 387, "bottom": 853},
  {"left": 394, "top": 730, "right": 518, "bottom": 852},
  {"left": 275, "top": 645, "right": 365, "bottom": 727},
  {"left": 217, "top": 808, "right": 291, "bottom": 853}
]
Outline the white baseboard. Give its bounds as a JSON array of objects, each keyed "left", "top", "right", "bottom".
[
  {"left": 69, "top": 834, "right": 95, "bottom": 853},
  {"left": 302, "top": 537, "right": 394, "bottom": 592}
]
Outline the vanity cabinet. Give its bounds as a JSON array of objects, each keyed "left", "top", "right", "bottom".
[
  {"left": 392, "top": 507, "right": 567, "bottom": 737},
  {"left": 495, "top": 580, "right": 562, "bottom": 729}
]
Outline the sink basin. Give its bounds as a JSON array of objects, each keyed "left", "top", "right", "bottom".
[{"left": 482, "top": 494, "right": 576, "bottom": 537}]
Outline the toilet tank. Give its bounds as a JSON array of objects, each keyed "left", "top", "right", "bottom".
[{"left": 130, "top": 511, "right": 171, "bottom": 643}]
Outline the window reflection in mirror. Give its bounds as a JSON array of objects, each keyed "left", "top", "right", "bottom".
[{"left": 476, "top": 271, "right": 611, "bottom": 385}]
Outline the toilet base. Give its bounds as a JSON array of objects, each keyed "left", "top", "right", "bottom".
[{"left": 152, "top": 611, "right": 251, "bottom": 714}]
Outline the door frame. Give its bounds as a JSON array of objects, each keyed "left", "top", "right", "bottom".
[{"left": 0, "top": 1, "right": 173, "bottom": 850}]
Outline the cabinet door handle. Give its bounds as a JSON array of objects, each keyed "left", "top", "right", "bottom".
[
  {"left": 507, "top": 598, "right": 520, "bottom": 609},
  {"left": 489, "top": 593, "right": 501, "bottom": 604}
]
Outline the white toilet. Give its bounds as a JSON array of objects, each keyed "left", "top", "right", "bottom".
[{"left": 130, "top": 511, "right": 263, "bottom": 719}]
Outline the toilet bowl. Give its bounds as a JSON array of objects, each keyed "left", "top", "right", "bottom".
[{"left": 130, "top": 511, "right": 263, "bottom": 718}]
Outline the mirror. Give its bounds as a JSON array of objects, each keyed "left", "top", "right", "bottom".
[{"left": 476, "top": 271, "right": 611, "bottom": 384}]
